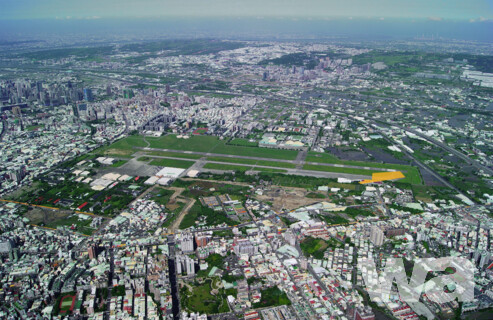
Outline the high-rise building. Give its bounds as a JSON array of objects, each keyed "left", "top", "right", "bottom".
[
  {"left": 185, "top": 256, "right": 195, "bottom": 275},
  {"left": 370, "top": 226, "right": 384, "bottom": 246},
  {"left": 123, "top": 89, "right": 134, "bottom": 99},
  {"left": 479, "top": 251, "right": 491, "bottom": 269},
  {"left": 12, "top": 106, "right": 21, "bottom": 116},
  {"left": 83, "top": 88, "right": 94, "bottom": 102},
  {"left": 354, "top": 306, "right": 375, "bottom": 320},
  {"left": 180, "top": 233, "right": 194, "bottom": 252},
  {"left": 195, "top": 235, "right": 209, "bottom": 248},
  {"left": 0, "top": 238, "right": 15, "bottom": 253},
  {"left": 88, "top": 245, "right": 98, "bottom": 259}
]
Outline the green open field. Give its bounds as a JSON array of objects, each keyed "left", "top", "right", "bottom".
[
  {"left": 149, "top": 158, "right": 195, "bottom": 169},
  {"left": 306, "top": 151, "right": 422, "bottom": 184},
  {"left": 203, "top": 162, "right": 287, "bottom": 173},
  {"left": 252, "top": 286, "right": 291, "bottom": 309},
  {"left": 44, "top": 214, "right": 96, "bottom": 236},
  {"left": 110, "top": 160, "right": 127, "bottom": 167},
  {"left": 26, "top": 124, "right": 44, "bottom": 131},
  {"left": 203, "top": 163, "right": 252, "bottom": 172},
  {"left": 302, "top": 164, "right": 375, "bottom": 176},
  {"left": 144, "top": 150, "right": 203, "bottom": 159},
  {"left": 147, "top": 135, "right": 298, "bottom": 159},
  {"left": 255, "top": 167, "right": 287, "bottom": 173},
  {"left": 227, "top": 138, "right": 258, "bottom": 147},
  {"left": 206, "top": 156, "right": 296, "bottom": 168},
  {"left": 95, "top": 134, "right": 299, "bottom": 160},
  {"left": 59, "top": 295, "right": 75, "bottom": 313},
  {"left": 94, "top": 135, "right": 147, "bottom": 157},
  {"left": 180, "top": 279, "right": 229, "bottom": 314}
]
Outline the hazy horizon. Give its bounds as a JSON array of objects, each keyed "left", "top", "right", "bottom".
[
  {"left": 0, "top": 17, "right": 491, "bottom": 43},
  {"left": 0, "top": 1, "right": 492, "bottom": 43},
  {"left": 1, "top": 0, "right": 492, "bottom": 21}
]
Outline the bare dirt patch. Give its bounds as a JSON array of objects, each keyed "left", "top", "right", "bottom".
[
  {"left": 255, "top": 186, "right": 331, "bottom": 211},
  {"left": 25, "top": 207, "right": 69, "bottom": 225}
]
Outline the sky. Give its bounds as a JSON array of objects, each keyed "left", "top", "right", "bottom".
[{"left": 0, "top": 0, "right": 492, "bottom": 21}]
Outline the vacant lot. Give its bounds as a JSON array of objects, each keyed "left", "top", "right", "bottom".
[{"left": 254, "top": 186, "right": 331, "bottom": 211}]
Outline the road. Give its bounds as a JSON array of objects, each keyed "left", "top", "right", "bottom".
[
  {"left": 404, "top": 126, "right": 493, "bottom": 176},
  {"left": 168, "top": 198, "right": 196, "bottom": 233}
]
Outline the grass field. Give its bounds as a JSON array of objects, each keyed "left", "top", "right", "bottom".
[
  {"left": 252, "top": 286, "right": 291, "bottom": 309},
  {"left": 147, "top": 135, "right": 220, "bottom": 152},
  {"left": 180, "top": 279, "right": 229, "bottom": 314},
  {"left": 149, "top": 158, "right": 195, "bottom": 168},
  {"left": 26, "top": 124, "right": 44, "bottom": 131},
  {"left": 98, "top": 134, "right": 298, "bottom": 160},
  {"left": 255, "top": 167, "right": 287, "bottom": 173},
  {"left": 147, "top": 134, "right": 298, "bottom": 160},
  {"left": 110, "top": 160, "right": 127, "bottom": 167},
  {"left": 206, "top": 156, "right": 296, "bottom": 168},
  {"left": 144, "top": 150, "right": 203, "bottom": 159},
  {"left": 306, "top": 151, "right": 422, "bottom": 184},
  {"left": 227, "top": 138, "right": 258, "bottom": 147},
  {"left": 59, "top": 295, "right": 75, "bottom": 313},
  {"left": 303, "top": 164, "right": 375, "bottom": 176},
  {"left": 300, "top": 236, "right": 335, "bottom": 259},
  {"left": 203, "top": 163, "right": 252, "bottom": 172},
  {"left": 94, "top": 135, "right": 147, "bottom": 157}
]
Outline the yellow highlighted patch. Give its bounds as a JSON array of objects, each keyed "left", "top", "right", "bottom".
[{"left": 360, "top": 171, "right": 405, "bottom": 184}]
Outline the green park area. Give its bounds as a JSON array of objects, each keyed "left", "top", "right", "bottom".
[
  {"left": 181, "top": 253, "right": 240, "bottom": 314},
  {"left": 300, "top": 236, "right": 343, "bottom": 259},
  {"left": 179, "top": 200, "right": 237, "bottom": 229},
  {"left": 180, "top": 278, "right": 229, "bottom": 314},
  {"left": 252, "top": 286, "right": 291, "bottom": 308}
]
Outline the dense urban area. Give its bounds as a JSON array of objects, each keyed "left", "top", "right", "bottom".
[{"left": 0, "top": 37, "right": 492, "bottom": 320}]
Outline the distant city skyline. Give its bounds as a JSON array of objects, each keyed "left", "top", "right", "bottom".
[{"left": 0, "top": 0, "right": 492, "bottom": 21}]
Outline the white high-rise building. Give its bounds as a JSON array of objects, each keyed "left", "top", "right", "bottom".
[
  {"left": 180, "top": 233, "right": 194, "bottom": 253},
  {"left": 370, "top": 226, "right": 384, "bottom": 246}
]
